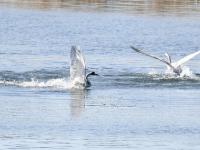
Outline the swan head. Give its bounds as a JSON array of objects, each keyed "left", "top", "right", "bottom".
[
  {"left": 87, "top": 72, "right": 99, "bottom": 77},
  {"left": 86, "top": 72, "right": 99, "bottom": 79},
  {"left": 85, "top": 72, "right": 99, "bottom": 87}
]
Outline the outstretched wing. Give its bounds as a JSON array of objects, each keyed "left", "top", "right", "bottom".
[
  {"left": 173, "top": 50, "right": 200, "bottom": 68},
  {"left": 70, "top": 46, "right": 86, "bottom": 82},
  {"left": 130, "top": 46, "right": 174, "bottom": 69}
]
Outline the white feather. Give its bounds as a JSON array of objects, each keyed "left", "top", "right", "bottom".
[
  {"left": 172, "top": 50, "right": 200, "bottom": 68},
  {"left": 70, "top": 46, "right": 86, "bottom": 86}
]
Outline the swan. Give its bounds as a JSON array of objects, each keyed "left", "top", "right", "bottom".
[
  {"left": 131, "top": 46, "right": 200, "bottom": 76},
  {"left": 70, "top": 46, "right": 98, "bottom": 88}
]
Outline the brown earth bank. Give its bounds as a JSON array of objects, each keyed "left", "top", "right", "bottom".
[{"left": 0, "top": 0, "right": 200, "bottom": 15}]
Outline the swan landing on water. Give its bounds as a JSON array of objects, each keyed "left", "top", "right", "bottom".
[
  {"left": 70, "top": 46, "right": 98, "bottom": 89},
  {"left": 131, "top": 46, "right": 200, "bottom": 76}
]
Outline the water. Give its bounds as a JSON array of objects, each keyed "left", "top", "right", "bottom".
[{"left": 0, "top": 1, "right": 200, "bottom": 149}]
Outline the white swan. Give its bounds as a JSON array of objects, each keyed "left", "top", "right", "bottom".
[
  {"left": 70, "top": 46, "right": 98, "bottom": 88},
  {"left": 131, "top": 46, "right": 200, "bottom": 75}
]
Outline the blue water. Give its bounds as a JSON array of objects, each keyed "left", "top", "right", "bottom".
[{"left": 0, "top": 2, "right": 200, "bottom": 149}]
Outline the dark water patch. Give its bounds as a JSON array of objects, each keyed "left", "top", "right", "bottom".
[{"left": 95, "top": 73, "right": 200, "bottom": 89}]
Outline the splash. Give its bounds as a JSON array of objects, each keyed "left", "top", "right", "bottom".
[
  {"left": 18, "top": 77, "right": 86, "bottom": 90},
  {"left": 0, "top": 68, "right": 89, "bottom": 90},
  {"left": 0, "top": 78, "right": 73, "bottom": 90},
  {"left": 147, "top": 66, "right": 199, "bottom": 81},
  {"left": 20, "top": 78, "right": 71, "bottom": 89},
  {"left": 148, "top": 69, "right": 158, "bottom": 75},
  {"left": 0, "top": 76, "right": 86, "bottom": 90},
  {"left": 165, "top": 66, "right": 196, "bottom": 78},
  {"left": 180, "top": 66, "right": 195, "bottom": 78},
  {"left": 69, "top": 77, "right": 86, "bottom": 89}
]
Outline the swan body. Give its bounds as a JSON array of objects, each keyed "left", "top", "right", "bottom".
[
  {"left": 70, "top": 46, "right": 98, "bottom": 88},
  {"left": 131, "top": 46, "right": 200, "bottom": 76}
]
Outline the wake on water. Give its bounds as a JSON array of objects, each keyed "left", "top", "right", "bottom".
[
  {"left": 0, "top": 71, "right": 87, "bottom": 90},
  {"left": 0, "top": 69, "right": 76, "bottom": 90},
  {"left": 148, "top": 66, "right": 197, "bottom": 79},
  {"left": 0, "top": 79, "right": 87, "bottom": 90},
  {"left": 0, "top": 67, "right": 199, "bottom": 90},
  {"left": 0, "top": 78, "right": 72, "bottom": 89}
]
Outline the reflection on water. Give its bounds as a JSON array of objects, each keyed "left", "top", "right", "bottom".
[
  {"left": 70, "top": 90, "right": 86, "bottom": 118},
  {"left": 1, "top": 0, "right": 200, "bottom": 15}
]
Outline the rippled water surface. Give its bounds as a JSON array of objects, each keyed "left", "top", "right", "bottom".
[{"left": 0, "top": 1, "right": 200, "bottom": 149}]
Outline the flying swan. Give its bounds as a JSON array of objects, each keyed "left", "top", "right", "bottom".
[
  {"left": 131, "top": 46, "right": 200, "bottom": 75},
  {"left": 70, "top": 46, "right": 98, "bottom": 88}
]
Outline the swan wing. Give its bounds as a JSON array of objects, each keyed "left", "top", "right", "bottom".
[
  {"left": 173, "top": 50, "right": 200, "bottom": 68},
  {"left": 130, "top": 46, "right": 174, "bottom": 68},
  {"left": 70, "top": 46, "right": 86, "bottom": 82}
]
